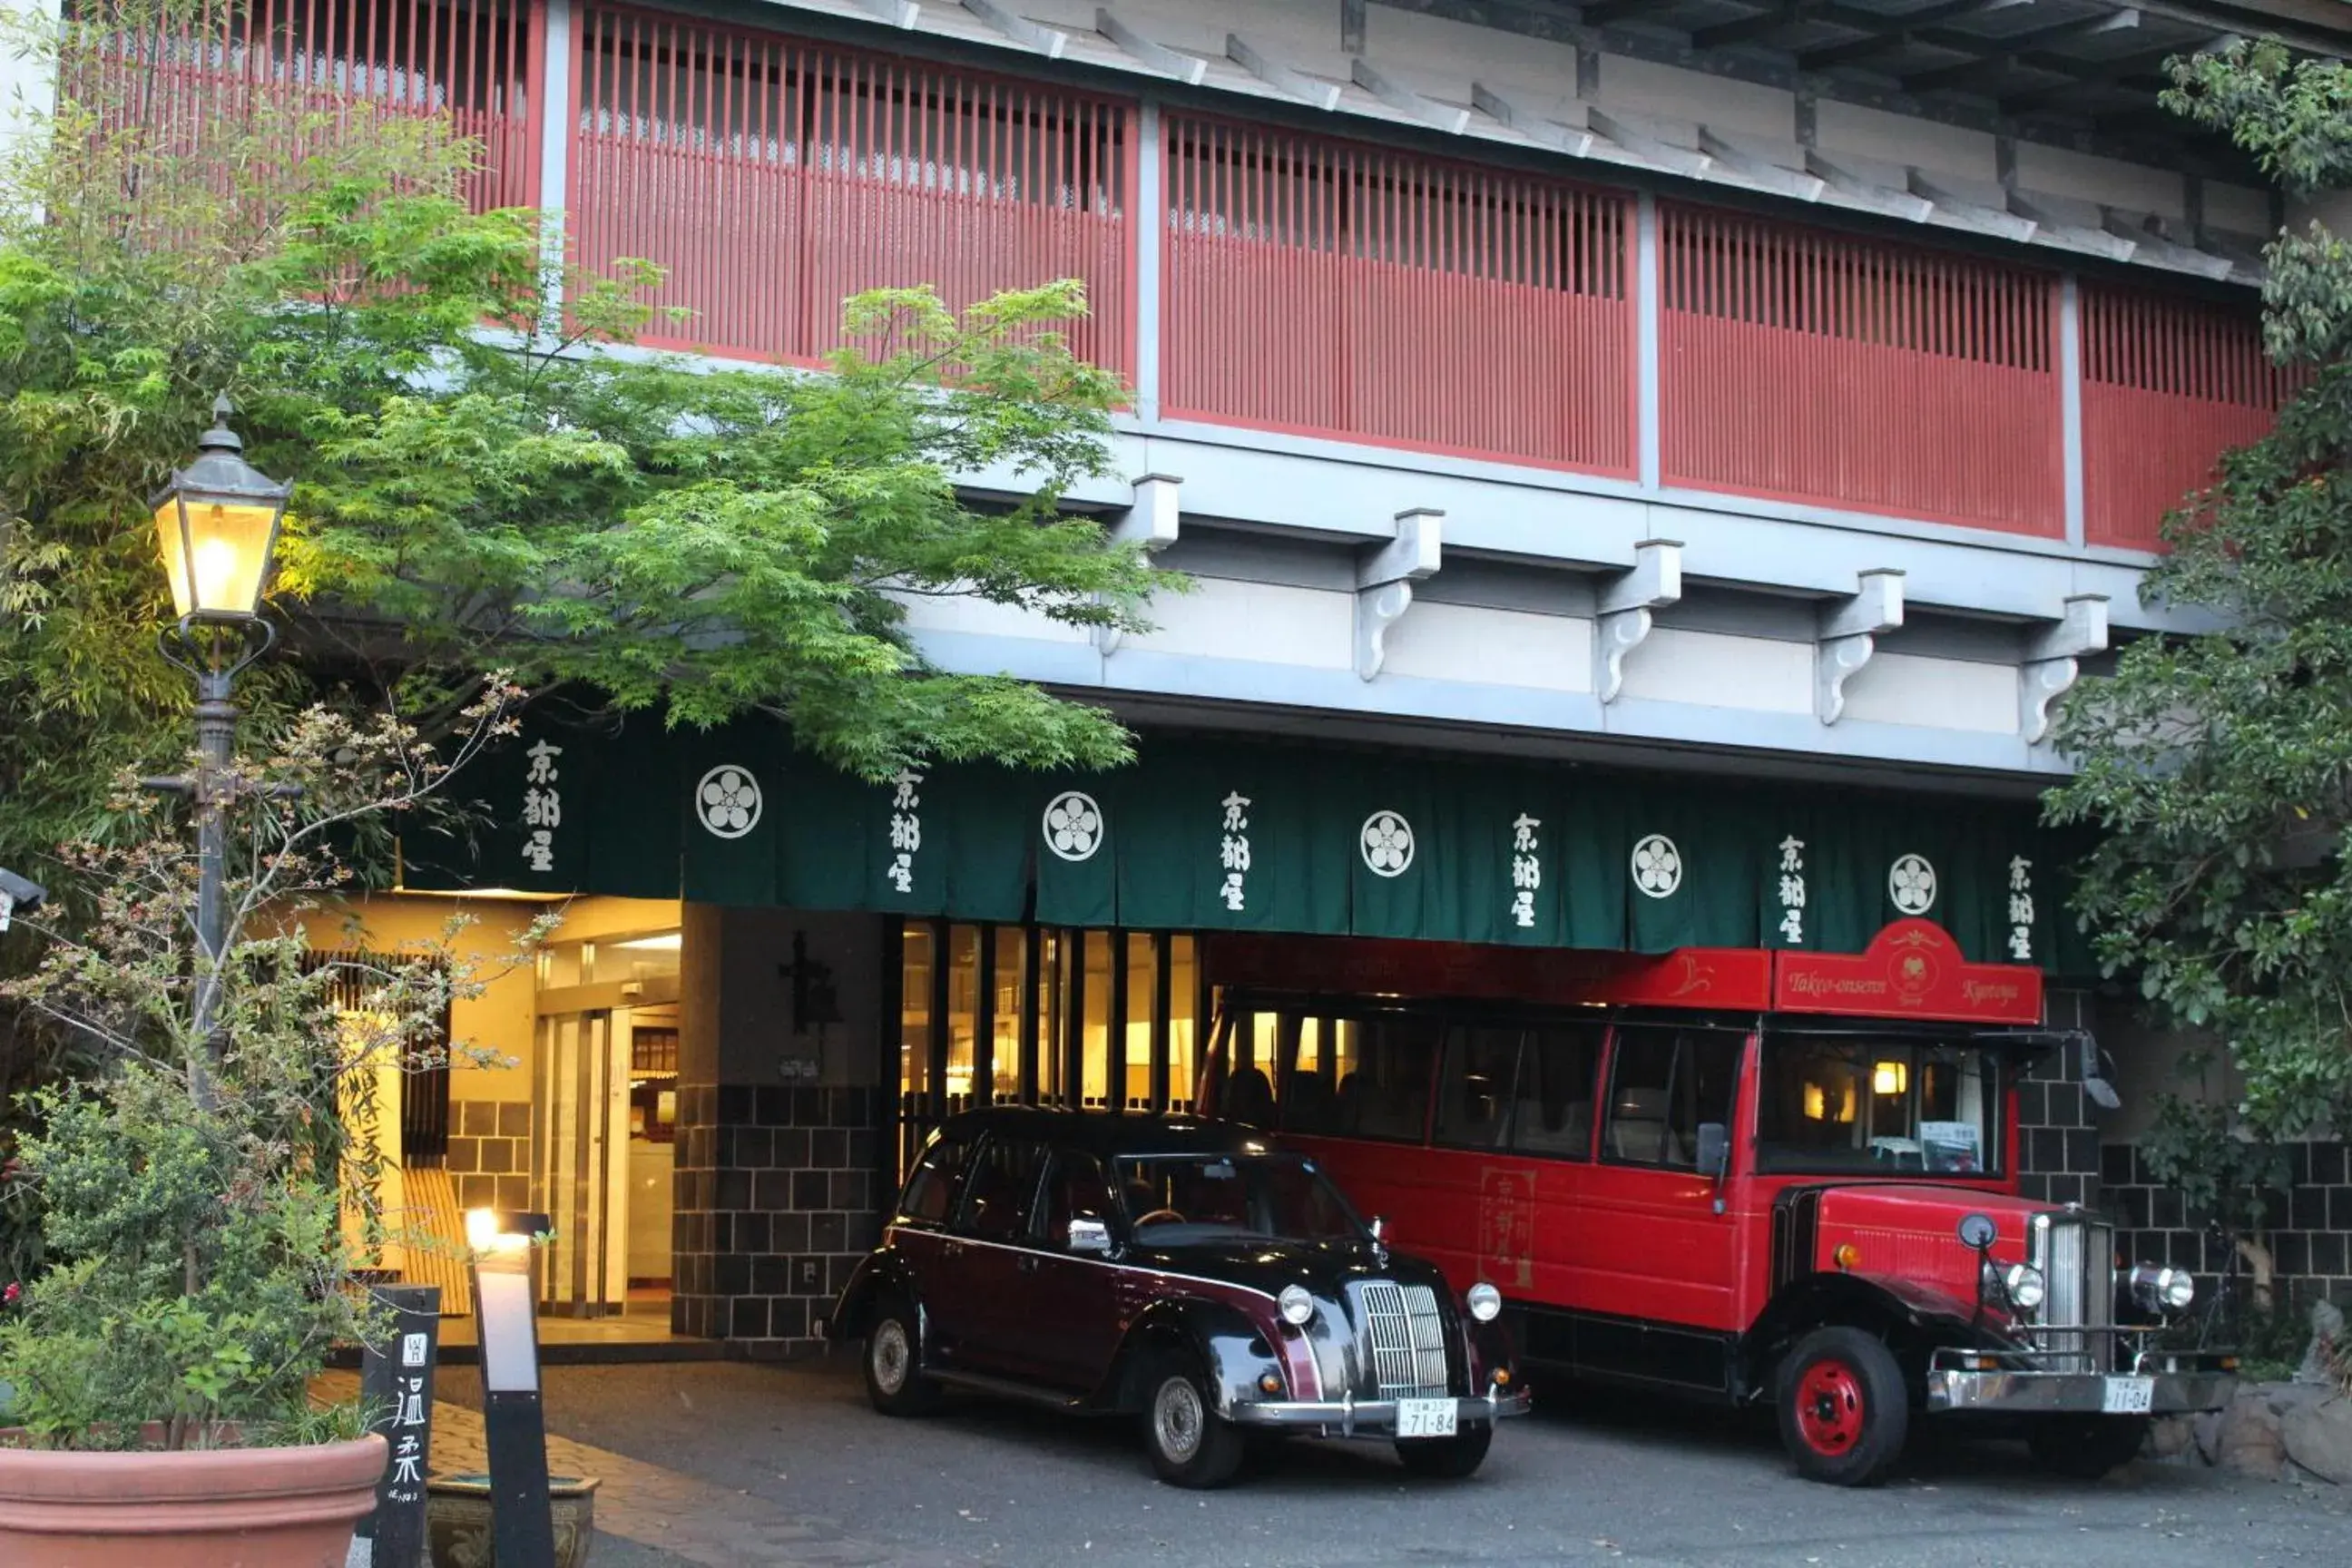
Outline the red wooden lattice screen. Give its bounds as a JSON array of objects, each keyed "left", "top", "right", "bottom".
[
  {"left": 67, "top": 0, "right": 540, "bottom": 216},
  {"left": 1660, "top": 203, "right": 2063, "bottom": 535},
  {"left": 1161, "top": 116, "right": 1636, "bottom": 475},
  {"left": 568, "top": 5, "right": 1134, "bottom": 371},
  {"left": 2080, "top": 284, "right": 2292, "bottom": 552}
]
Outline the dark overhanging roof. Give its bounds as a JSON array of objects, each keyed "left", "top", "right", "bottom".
[{"left": 1367, "top": 0, "right": 2340, "bottom": 178}]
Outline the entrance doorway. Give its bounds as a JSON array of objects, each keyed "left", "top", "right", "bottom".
[{"left": 531, "top": 928, "right": 683, "bottom": 1337}]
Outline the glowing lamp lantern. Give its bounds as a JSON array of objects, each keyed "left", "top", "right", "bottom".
[
  {"left": 1872, "top": 1060, "right": 1909, "bottom": 1096},
  {"left": 151, "top": 396, "right": 292, "bottom": 622}
]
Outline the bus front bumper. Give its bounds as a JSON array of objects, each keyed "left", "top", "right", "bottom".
[
  {"left": 1228, "top": 1387, "right": 1532, "bottom": 1437},
  {"left": 1926, "top": 1365, "right": 2235, "bottom": 1416}
]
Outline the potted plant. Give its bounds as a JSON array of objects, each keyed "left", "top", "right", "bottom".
[{"left": 0, "top": 689, "right": 534, "bottom": 1565}]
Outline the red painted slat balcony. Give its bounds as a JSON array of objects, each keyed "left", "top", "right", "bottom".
[
  {"left": 567, "top": 4, "right": 1133, "bottom": 374},
  {"left": 1161, "top": 116, "right": 1637, "bottom": 477},
  {"left": 2081, "top": 283, "right": 2294, "bottom": 552},
  {"left": 1659, "top": 203, "right": 2064, "bottom": 538},
  {"left": 68, "top": 0, "right": 541, "bottom": 218}
]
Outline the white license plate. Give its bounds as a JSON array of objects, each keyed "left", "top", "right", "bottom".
[
  {"left": 2102, "top": 1377, "right": 2155, "bottom": 1415},
  {"left": 1396, "top": 1397, "right": 1458, "bottom": 1438}
]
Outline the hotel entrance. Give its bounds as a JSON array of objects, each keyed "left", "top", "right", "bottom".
[{"left": 532, "top": 927, "right": 682, "bottom": 1331}]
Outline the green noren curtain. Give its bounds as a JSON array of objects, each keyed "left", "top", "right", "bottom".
[{"left": 416, "top": 721, "right": 2073, "bottom": 973}]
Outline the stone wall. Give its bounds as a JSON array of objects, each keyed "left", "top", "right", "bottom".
[
  {"left": 2101, "top": 1140, "right": 2352, "bottom": 1315},
  {"left": 669, "top": 1083, "right": 886, "bottom": 1354},
  {"left": 671, "top": 903, "right": 891, "bottom": 1357},
  {"left": 446, "top": 1098, "right": 534, "bottom": 1215},
  {"left": 2016, "top": 990, "right": 2103, "bottom": 1210}
]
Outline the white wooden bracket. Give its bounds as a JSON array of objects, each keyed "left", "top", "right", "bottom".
[
  {"left": 1097, "top": 8, "right": 1206, "bottom": 83},
  {"left": 1815, "top": 568, "right": 1906, "bottom": 724},
  {"left": 2021, "top": 593, "right": 2110, "bottom": 744},
  {"left": 1586, "top": 108, "right": 1711, "bottom": 177},
  {"left": 1095, "top": 474, "right": 1182, "bottom": 656},
  {"left": 1355, "top": 508, "right": 1443, "bottom": 681},
  {"left": 1229, "top": 34, "right": 1342, "bottom": 111},
  {"left": 1353, "top": 59, "right": 1472, "bottom": 133},
  {"left": 1699, "top": 129, "right": 1827, "bottom": 202},
  {"left": 1805, "top": 151, "right": 1932, "bottom": 222},
  {"left": 853, "top": 0, "right": 919, "bottom": 26},
  {"left": 1908, "top": 172, "right": 2038, "bottom": 242},
  {"left": 1595, "top": 539, "right": 1681, "bottom": 705},
  {"left": 1470, "top": 85, "right": 1595, "bottom": 156},
  {"left": 964, "top": 0, "right": 1066, "bottom": 56}
]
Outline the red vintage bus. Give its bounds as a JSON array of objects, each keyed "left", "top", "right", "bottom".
[{"left": 1196, "top": 919, "right": 2236, "bottom": 1486}]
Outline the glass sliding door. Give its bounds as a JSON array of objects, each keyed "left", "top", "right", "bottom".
[{"left": 533, "top": 1007, "right": 631, "bottom": 1316}]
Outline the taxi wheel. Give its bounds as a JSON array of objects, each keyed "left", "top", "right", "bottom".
[
  {"left": 1777, "top": 1327, "right": 1908, "bottom": 1487},
  {"left": 862, "top": 1295, "right": 940, "bottom": 1416},
  {"left": 1142, "top": 1357, "right": 1246, "bottom": 1488},
  {"left": 1396, "top": 1422, "right": 1493, "bottom": 1479},
  {"left": 2027, "top": 1416, "right": 2150, "bottom": 1478}
]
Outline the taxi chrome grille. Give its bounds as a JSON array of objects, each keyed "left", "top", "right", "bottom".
[
  {"left": 2031, "top": 1211, "right": 2115, "bottom": 1373},
  {"left": 1354, "top": 1280, "right": 1450, "bottom": 1397}
]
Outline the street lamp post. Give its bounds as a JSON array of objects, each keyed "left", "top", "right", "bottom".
[{"left": 145, "top": 395, "right": 293, "bottom": 1082}]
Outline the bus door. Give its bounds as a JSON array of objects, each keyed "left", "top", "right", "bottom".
[{"left": 1573, "top": 1020, "right": 1749, "bottom": 1392}]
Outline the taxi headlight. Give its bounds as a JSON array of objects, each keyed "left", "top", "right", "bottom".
[
  {"left": 2129, "top": 1263, "right": 2196, "bottom": 1314},
  {"left": 1278, "top": 1284, "right": 1315, "bottom": 1327},
  {"left": 1466, "top": 1282, "right": 1503, "bottom": 1323},
  {"left": 2003, "top": 1262, "right": 2046, "bottom": 1312}
]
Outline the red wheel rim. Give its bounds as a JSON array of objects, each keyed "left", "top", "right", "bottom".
[{"left": 1794, "top": 1357, "right": 1867, "bottom": 1456}]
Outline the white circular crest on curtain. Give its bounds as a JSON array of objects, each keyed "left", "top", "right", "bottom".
[{"left": 695, "top": 765, "right": 762, "bottom": 838}]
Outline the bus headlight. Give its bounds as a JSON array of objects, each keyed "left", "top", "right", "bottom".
[
  {"left": 2003, "top": 1263, "right": 2046, "bottom": 1312},
  {"left": 2129, "top": 1263, "right": 2195, "bottom": 1314},
  {"left": 1279, "top": 1285, "right": 1316, "bottom": 1327},
  {"left": 1466, "top": 1282, "right": 1502, "bottom": 1323}
]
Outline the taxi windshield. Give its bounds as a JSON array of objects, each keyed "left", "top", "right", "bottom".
[
  {"left": 1112, "top": 1153, "right": 1365, "bottom": 1245},
  {"left": 1756, "top": 1034, "right": 2001, "bottom": 1176}
]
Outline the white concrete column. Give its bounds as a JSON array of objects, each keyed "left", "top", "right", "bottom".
[
  {"left": 2059, "top": 273, "right": 2085, "bottom": 549},
  {"left": 536, "top": 0, "right": 574, "bottom": 327},
  {"left": 1635, "top": 190, "right": 1662, "bottom": 490},
  {"left": 1133, "top": 99, "right": 1164, "bottom": 422}
]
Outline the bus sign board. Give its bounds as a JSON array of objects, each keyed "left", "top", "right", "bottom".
[{"left": 1770, "top": 918, "right": 2042, "bottom": 1026}]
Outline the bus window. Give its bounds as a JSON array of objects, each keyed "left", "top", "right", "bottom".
[
  {"left": 1432, "top": 1026, "right": 1523, "bottom": 1150},
  {"left": 1279, "top": 1016, "right": 1344, "bottom": 1133},
  {"left": 1511, "top": 1023, "right": 1605, "bottom": 1160},
  {"left": 1220, "top": 1011, "right": 1280, "bottom": 1125},
  {"left": 1603, "top": 1025, "right": 1740, "bottom": 1170},
  {"left": 1332, "top": 1014, "right": 1442, "bottom": 1143}
]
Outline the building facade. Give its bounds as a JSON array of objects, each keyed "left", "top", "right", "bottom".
[{"left": 28, "top": 0, "right": 2352, "bottom": 1347}]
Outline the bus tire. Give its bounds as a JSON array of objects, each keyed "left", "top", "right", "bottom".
[
  {"left": 2027, "top": 1416, "right": 2149, "bottom": 1479},
  {"left": 1777, "top": 1326, "right": 1908, "bottom": 1486}
]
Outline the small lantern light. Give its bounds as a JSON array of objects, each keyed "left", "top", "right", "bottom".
[
  {"left": 1872, "top": 1060, "right": 1909, "bottom": 1096},
  {"left": 151, "top": 395, "right": 292, "bottom": 622}
]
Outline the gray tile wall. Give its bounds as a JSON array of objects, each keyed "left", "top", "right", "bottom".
[
  {"left": 446, "top": 1099, "right": 534, "bottom": 1214},
  {"left": 670, "top": 1084, "right": 887, "bottom": 1357}
]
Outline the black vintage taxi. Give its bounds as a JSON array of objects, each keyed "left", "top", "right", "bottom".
[{"left": 828, "top": 1108, "right": 1528, "bottom": 1486}]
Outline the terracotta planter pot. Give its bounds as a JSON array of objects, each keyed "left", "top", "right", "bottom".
[{"left": 0, "top": 1433, "right": 387, "bottom": 1568}]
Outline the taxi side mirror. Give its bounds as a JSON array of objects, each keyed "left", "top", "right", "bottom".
[
  {"left": 1695, "top": 1122, "right": 1730, "bottom": 1180},
  {"left": 1067, "top": 1217, "right": 1113, "bottom": 1256}
]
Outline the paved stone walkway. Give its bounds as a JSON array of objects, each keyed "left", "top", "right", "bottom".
[{"left": 321, "top": 1371, "right": 955, "bottom": 1568}]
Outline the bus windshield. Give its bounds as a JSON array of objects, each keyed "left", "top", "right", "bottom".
[
  {"left": 1112, "top": 1153, "right": 1366, "bottom": 1246},
  {"left": 1755, "top": 1034, "right": 2001, "bottom": 1176}
]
